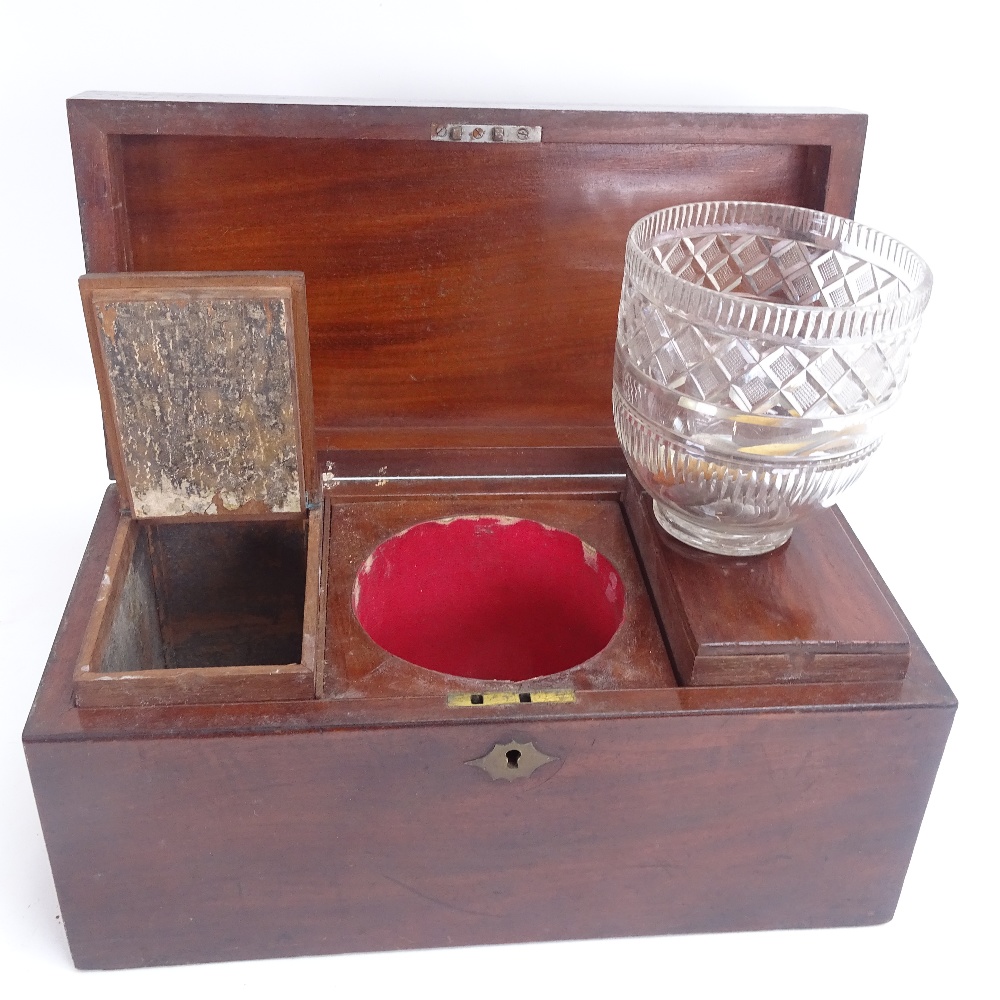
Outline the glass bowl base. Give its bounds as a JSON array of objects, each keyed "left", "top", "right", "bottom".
[{"left": 652, "top": 500, "right": 793, "bottom": 557}]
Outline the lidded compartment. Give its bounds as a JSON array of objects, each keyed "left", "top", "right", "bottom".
[{"left": 74, "top": 272, "right": 323, "bottom": 707}]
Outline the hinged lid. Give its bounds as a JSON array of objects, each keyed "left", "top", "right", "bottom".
[
  {"left": 80, "top": 272, "right": 316, "bottom": 518},
  {"left": 69, "top": 94, "right": 866, "bottom": 452}
]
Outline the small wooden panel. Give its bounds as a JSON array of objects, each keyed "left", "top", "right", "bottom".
[
  {"left": 100, "top": 521, "right": 167, "bottom": 672},
  {"left": 79, "top": 272, "right": 316, "bottom": 518},
  {"left": 624, "top": 480, "right": 910, "bottom": 685},
  {"left": 74, "top": 663, "right": 316, "bottom": 710},
  {"left": 74, "top": 516, "right": 149, "bottom": 683},
  {"left": 325, "top": 494, "right": 674, "bottom": 699}
]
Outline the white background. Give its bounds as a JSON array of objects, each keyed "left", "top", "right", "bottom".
[{"left": 1, "top": 2, "right": 994, "bottom": 997}]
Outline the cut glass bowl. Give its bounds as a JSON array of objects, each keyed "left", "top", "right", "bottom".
[{"left": 613, "top": 201, "right": 932, "bottom": 556}]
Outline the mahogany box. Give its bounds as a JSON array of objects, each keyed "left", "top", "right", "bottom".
[{"left": 23, "top": 94, "right": 956, "bottom": 969}]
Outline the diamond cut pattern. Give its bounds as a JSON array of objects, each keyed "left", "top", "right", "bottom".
[
  {"left": 621, "top": 225, "right": 923, "bottom": 418},
  {"left": 719, "top": 342, "right": 758, "bottom": 379},
  {"left": 817, "top": 255, "right": 842, "bottom": 284},
  {"left": 649, "top": 233, "right": 908, "bottom": 309},
  {"left": 780, "top": 374, "right": 822, "bottom": 414},
  {"left": 621, "top": 284, "right": 912, "bottom": 417},
  {"left": 809, "top": 352, "right": 847, "bottom": 388}
]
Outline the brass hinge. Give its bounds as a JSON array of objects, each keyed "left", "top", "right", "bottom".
[{"left": 431, "top": 123, "right": 542, "bottom": 143}]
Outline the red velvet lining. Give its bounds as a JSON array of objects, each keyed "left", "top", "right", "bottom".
[{"left": 353, "top": 516, "right": 625, "bottom": 681}]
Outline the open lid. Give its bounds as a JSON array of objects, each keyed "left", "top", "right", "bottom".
[
  {"left": 79, "top": 272, "right": 316, "bottom": 518},
  {"left": 69, "top": 95, "right": 866, "bottom": 451}
]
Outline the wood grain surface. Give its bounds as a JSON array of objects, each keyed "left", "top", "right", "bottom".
[
  {"left": 27, "top": 698, "right": 953, "bottom": 969},
  {"left": 68, "top": 96, "right": 866, "bottom": 452},
  {"left": 625, "top": 481, "right": 911, "bottom": 685}
]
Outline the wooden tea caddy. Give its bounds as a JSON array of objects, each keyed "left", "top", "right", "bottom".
[{"left": 23, "top": 94, "right": 956, "bottom": 970}]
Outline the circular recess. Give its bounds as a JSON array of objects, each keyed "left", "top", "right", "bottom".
[{"left": 353, "top": 516, "right": 625, "bottom": 681}]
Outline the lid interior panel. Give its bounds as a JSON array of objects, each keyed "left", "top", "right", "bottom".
[{"left": 117, "top": 134, "right": 830, "bottom": 449}]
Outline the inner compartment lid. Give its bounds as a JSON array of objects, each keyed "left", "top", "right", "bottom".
[
  {"left": 80, "top": 272, "right": 316, "bottom": 518},
  {"left": 69, "top": 95, "right": 866, "bottom": 451}
]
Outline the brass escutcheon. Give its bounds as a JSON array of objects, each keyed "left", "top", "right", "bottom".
[{"left": 467, "top": 740, "right": 556, "bottom": 781}]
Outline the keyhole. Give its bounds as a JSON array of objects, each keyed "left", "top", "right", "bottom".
[{"left": 506, "top": 749, "right": 521, "bottom": 769}]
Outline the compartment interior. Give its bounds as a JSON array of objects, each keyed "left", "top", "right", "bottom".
[
  {"left": 353, "top": 516, "right": 626, "bottom": 681},
  {"left": 97, "top": 517, "right": 308, "bottom": 672}
]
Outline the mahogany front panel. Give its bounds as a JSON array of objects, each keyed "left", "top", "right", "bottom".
[{"left": 27, "top": 699, "right": 952, "bottom": 969}]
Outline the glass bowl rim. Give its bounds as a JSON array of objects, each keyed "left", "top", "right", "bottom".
[{"left": 625, "top": 201, "right": 932, "bottom": 343}]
